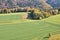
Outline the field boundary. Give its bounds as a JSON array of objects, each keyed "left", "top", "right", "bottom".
[{"left": 0, "top": 12, "right": 29, "bottom": 16}]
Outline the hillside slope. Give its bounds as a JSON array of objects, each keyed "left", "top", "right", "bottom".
[
  {"left": 0, "top": 0, "right": 60, "bottom": 8},
  {"left": 47, "top": 0, "right": 60, "bottom": 8},
  {"left": 0, "top": 13, "right": 60, "bottom": 40},
  {"left": 0, "top": 0, "right": 52, "bottom": 9}
]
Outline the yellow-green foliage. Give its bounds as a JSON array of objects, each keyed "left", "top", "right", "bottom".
[
  {"left": 43, "top": 12, "right": 51, "bottom": 18},
  {"left": 29, "top": 8, "right": 59, "bottom": 20},
  {"left": 33, "top": 8, "right": 51, "bottom": 19},
  {"left": 52, "top": 9, "right": 58, "bottom": 15},
  {"left": 32, "top": 8, "right": 44, "bottom": 19},
  {"left": 4, "top": 8, "right": 10, "bottom": 13}
]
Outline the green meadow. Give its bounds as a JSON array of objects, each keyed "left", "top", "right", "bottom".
[{"left": 0, "top": 12, "right": 60, "bottom": 40}]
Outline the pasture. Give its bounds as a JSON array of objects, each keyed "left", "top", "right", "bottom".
[{"left": 0, "top": 12, "right": 60, "bottom": 40}]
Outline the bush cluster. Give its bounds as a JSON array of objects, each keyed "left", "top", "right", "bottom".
[{"left": 29, "top": 8, "right": 59, "bottom": 20}]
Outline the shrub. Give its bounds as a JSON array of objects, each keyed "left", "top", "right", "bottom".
[
  {"left": 21, "top": 13, "right": 28, "bottom": 20},
  {"left": 51, "top": 10, "right": 58, "bottom": 15},
  {"left": 30, "top": 8, "right": 44, "bottom": 20},
  {"left": 58, "top": 9, "right": 60, "bottom": 14},
  {"left": 43, "top": 12, "right": 51, "bottom": 18}
]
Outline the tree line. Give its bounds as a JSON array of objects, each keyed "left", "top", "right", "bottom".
[
  {"left": 0, "top": 7, "right": 60, "bottom": 20},
  {"left": 28, "top": 8, "right": 60, "bottom": 20},
  {"left": 0, "top": 7, "right": 32, "bottom": 13}
]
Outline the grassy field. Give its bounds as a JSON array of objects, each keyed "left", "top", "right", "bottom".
[{"left": 0, "top": 12, "right": 60, "bottom": 40}]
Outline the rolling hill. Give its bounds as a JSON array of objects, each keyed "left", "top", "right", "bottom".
[{"left": 0, "top": 13, "right": 60, "bottom": 40}]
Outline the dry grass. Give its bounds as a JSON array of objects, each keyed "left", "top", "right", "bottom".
[
  {"left": 49, "top": 34, "right": 60, "bottom": 40},
  {"left": 32, "top": 37, "right": 38, "bottom": 40},
  {"left": 21, "top": 13, "right": 28, "bottom": 19}
]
